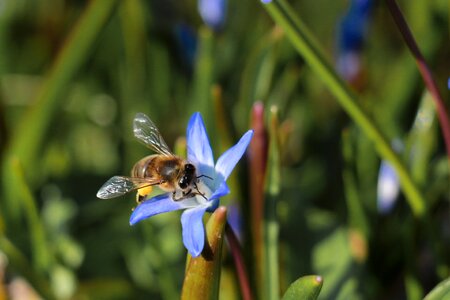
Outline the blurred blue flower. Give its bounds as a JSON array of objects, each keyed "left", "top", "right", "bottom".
[
  {"left": 227, "top": 203, "right": 243, "bottom": 241},
  {"left": 336, "top": 0, "right": 373, "bottom": 81},
  {"left": 338, "top": 0, "right": 372, "bottom": 53},
  {"left": 377, "top": 160, "right": 400, "bottom": 214},
  {"left": 130, "top": 112, "right": 253, "bottom": 257},
  {"left": 198, "top": 0, "right": 227, "bottom": 31},
  {"left": 174, "top": 23, "right": 197, "bottom": 70}
]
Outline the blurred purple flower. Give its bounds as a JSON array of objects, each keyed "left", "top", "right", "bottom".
[
  {"left": 130, "top": 113, "right": 253, "bottom": 257},
  {"left": 198, "top": 0, "right": 227, "bottom": 31}
]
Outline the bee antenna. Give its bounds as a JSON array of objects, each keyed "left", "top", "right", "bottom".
[{"left": 197, "top": 174, "right": 213, "bottom": 181}]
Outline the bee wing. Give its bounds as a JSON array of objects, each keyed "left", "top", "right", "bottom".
[
  {"left": 133, "top": 113, "right": 174, "bottom": 156},
  {"left": 96, "top": 176, "right": 161, "bottom": 199}
]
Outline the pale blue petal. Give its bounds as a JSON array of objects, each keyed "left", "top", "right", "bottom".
[
  {"left": 377, "top": 161, "right": 400, "bottom": 214},
  {"left": 209, "top": 181, "right": 230, "bottom": 201},
  {"left": 206, "top": 198, "right": 220, "bottom": 213},
  {"left": 186, "top": 113, "right": 215, "bottom": 176},
  {"left": 181, "top": 205, "right": 208, "bottom": 257},
  {"left": 130, "top": 194, "right": 184, "bottom": 225},
  {"left": 215, "top": 130, "right": 253, "bottom": 181},
  {"left": 198, "top": 0, "right": 227, "bottom": 30}
]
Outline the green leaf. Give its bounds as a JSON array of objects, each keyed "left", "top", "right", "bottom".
[
  {"left": 312, "top": 228, "right": 362, "bottom": 299},
  {"left": 10, "top": 157, "right": 52, "bottom": 274},
  {"left": 181, "top": 207, "right": 227, "bottom": 300},
  {"left": 424, "top": 278, "right": 450, "bottom": 300},
  {"left": 407, "top": 91, "right": 437, "bottom": 188},
  {"left": 281, "top": 275, "right": 323, "bottom": 300},
  {"left": 1, "top": 0, "right": 120, "bottom": 222},
  {"left": 4, "top": 0, "right": 119, "bottom": 178}
]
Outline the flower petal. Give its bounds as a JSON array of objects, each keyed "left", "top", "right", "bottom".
[
  {"left": 215, "top": 130, "right": 253, "bottom": 181},
  {"left": 187, "top": 113, "right": 214, "bottom": 175},
  {"left": 209, "top": 181, "right": 230, "bottom": 201},
  {"left": 130, "top": 194, "right": 184, "bottom": 225},
  {"left": 377, "top": 160, "right": 400, "bottom": 214},
  {"left": 181, "top": 205, "right": 208, "bottom": 257}
]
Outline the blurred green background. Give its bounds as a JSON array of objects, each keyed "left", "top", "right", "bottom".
[{"left": 0, "top": 0, "right": 448, "bottom": 299}]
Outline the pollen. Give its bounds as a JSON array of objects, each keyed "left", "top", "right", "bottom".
[{"left": 138, "top": 186, "right": 153, "bottom": 197}]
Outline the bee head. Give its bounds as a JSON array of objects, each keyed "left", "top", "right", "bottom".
[{"left": 178, "top": 163, "right": 196, "bottom": 189}]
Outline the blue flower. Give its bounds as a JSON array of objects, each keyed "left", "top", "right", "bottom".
[
  {"left": 198, "top": 0, "right": 227, "bottom": 31},
  {"left": 377, "top": 160, "right": 400, "bottom": 214},
  {"left": 336, "top": 0, "right": 373, "bottom": 81},
  {"left": 174, "top": 23, "right": 197, "bottom": 70},
  {"left": 337, "top": 0, "right": 373, "bottom": 54},
  {"left": 130, "top": 113, "right": 253, "bottom": 257}
]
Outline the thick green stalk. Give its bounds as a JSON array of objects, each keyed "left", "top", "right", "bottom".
[
  {"left": 261, "top": 0, "right": 425, "bottom": 217},
  {"left": 181, "top": 207, "right": 227, "bottom": 300}
]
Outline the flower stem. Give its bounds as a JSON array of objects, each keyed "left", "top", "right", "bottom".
[
  {"left": 261, "top": 0, "right": 426, "bottom": 217},
  {"left": 263, "top": 106, "right": 281, "bottom": 300},
  {"left": 225, "top": 222, "right": 253, "bottom": 300},
  {"left": 385, "top": 0, "right": 450, "bottom": 165},
  {"left": 249, "top": 102, "right": 267, "bottom": 293}
]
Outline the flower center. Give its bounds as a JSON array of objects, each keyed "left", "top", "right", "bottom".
[{"left": 194, "top": 179, "right": 213, "bottom": 205}]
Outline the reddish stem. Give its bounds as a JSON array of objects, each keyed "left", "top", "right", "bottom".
[
  {"left": 385, "top": 0, "right": 450, "bottom": 163},
  {"left": 225, "top": 223, "right": 253, "bottom": 300},
  {"left": 248, "top": 101, "right": 268, "bottom": 291}
]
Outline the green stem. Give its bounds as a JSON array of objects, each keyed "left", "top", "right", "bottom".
[
  {"left": 249, "top": 102, "right": 267, "bottom": 294},
  {"left": 264, "top": 106, "right": 281, "bottom": 300},
  {"left": 261, "top": 0, "right": 425, "bottom": 217}
]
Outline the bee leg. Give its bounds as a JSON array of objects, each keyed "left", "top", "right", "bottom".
[
  {"left": 172, "top": 190, "right": 191, "bottom": 201},
  {"left": 172, "top": 189, "right": 199, "bottom": 201},
  {"left": 193, "top": 182, "right": 208, "bottom": 200}
]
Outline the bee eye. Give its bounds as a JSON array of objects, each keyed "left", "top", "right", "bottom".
[
  {"left": 179, "top": 177, "right": 188, "bottom": 189},
  {"left": 185, "top": 164, "right": 195, "bottom": 172}
]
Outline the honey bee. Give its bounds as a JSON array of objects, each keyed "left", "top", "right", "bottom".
[{"left": 97, "top": 113, "right": 208, "bottom": 203}]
